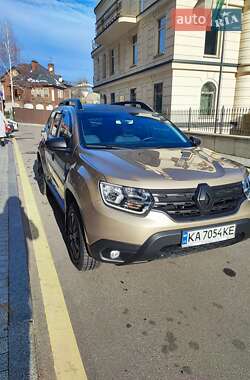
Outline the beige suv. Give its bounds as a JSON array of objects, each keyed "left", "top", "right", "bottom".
[{"left": 37, "top": 100, "right": 250, "bottom": 271}]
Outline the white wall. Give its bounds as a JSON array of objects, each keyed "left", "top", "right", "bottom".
[
  {"left": 93, "top": 0, "right": 244, "bottom": 111},
  {"left": 171, "top": 66, "right": 237, "bottom": 110},
  {"left": 98, "top": 65, "right": 173, "bottom": 111}
]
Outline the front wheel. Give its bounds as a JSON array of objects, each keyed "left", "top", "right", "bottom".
[{"left": 66, "top": 202, "right": 96, "bottom": 271}]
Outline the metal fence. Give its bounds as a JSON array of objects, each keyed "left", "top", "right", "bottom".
[{"left": 164, "top": 107, "right": 250, "bottom": 136}]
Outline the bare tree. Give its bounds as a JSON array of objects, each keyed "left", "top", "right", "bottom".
[{"left": 0, "top": 21, "right": 20, "bottom": 110}]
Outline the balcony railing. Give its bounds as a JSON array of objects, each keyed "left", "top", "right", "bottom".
[{"left": 96, "top": 1, "right": 122, "bottom": 37}]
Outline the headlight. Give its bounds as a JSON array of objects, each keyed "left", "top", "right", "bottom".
[
  {"left": 100, "top": 182, "right": 153, "bottom": 214},
  {"left": 242, "top": 174, "right": 250, "bottom": 200}
]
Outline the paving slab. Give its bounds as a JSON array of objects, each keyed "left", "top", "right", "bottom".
[
  {"left": 0, "top": 143, "right": 9, "bottom": 375},
  {"left": 0, "top": 140, "right": 38, "bottom": 378}
]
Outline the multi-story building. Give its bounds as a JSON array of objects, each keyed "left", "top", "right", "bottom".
[
  {"left": 70, "top": 80, "right": 100, "bottom": 104},
  {"left": 0, "top": 60, "right": 71, "bottom": 112},
  {"left": 92, "top": 0, "right": 249, "bottom": 114}
]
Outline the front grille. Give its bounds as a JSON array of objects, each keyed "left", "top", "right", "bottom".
[{"left": 152, "top": 182, "right": 245, "bottom": 221}]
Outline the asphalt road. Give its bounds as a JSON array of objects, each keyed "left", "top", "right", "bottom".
[{"left": 16, "top": 124, "right": 250, "bottom": 380}]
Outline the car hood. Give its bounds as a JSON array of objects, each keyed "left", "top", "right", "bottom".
[{"left": 81, "top": 147, "right": 246, "bottom": 189}]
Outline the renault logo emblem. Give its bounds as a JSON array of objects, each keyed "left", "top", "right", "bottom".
[{"left": 195, "top": 184, "right": 214, "bottom": 213}]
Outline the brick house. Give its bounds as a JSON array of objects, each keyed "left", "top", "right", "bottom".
[{"left": 0, "top": 60, "right": 72, "bottom": 112}]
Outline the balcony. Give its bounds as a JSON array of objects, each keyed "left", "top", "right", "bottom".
[
  {"left": 95, "top": 0, "right": 138, "bottom": 45},
  {"left": 92, "top": 39, "right": 101, "bottom": 52}
]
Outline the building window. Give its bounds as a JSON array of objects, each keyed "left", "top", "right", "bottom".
[
  {"left": 154, "top": 83, "right": 163, "bottom": 113},
  {"left": 204, "top": 30, "right": 219, "bottom": 55},
  {"left": 130, "top": 88, "right": 136, "bottom": 102},
  {"left": 58, "top": 89, "right": 64, "bottom": 99},
  {"left": 31, "top": 88, "right": 49, "bottom": 98},
  {"left": 102, "top": 54, "right": 106, "bottom": 79},
  {"left": 110, "top": 92, "right": 115, "bottom": 104},
  {"left": 200, "top": 82, "right": 216, "bottom": 114},
  {"left": 24, "top": 103, "right": 34, "bottom": 109},
  {"left": 139, "top": 0, "right": 144, "bottom": 12},
  {"left": 36, "top": 104, "right": 44, "bottom": 110},
  {"left": 110, "top": 49, "right": 115, "bottom": 75},
  {"left": 132, "top": 35, "right": 138, "bottom": 65},
  {"left": 158, "top": 16, "right": 167, "bottom": 54},
  {"left": 103, "top": 94, "right": 107, "bottom": 104}
]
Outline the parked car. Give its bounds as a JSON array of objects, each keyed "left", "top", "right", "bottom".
[
  {"left": 7, "top": 119, "right": 19, "bottom": 131},
  {"left": 37, "top": 100, "right": 250, "bottom": 271},
  {"left": 5, "top": 121, "right": 14, "bottom": 137}
]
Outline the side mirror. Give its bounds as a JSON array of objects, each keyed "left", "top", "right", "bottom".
[
  {"left": 190, "top": 136, "right": 201, "bottom": 147},
  {"left": 45, "top": 136, "right": 68, "bottom": 151}
]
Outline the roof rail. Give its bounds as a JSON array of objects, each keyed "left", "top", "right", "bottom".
[
  {"left": 113, "top": 101, "right": 154, "bottom": 112},
  {"left": 59, "top": 98, "right": 82, "bottom": 109}
]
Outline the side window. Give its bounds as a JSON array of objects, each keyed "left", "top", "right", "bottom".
[
  {"left": 47, "top": 111, "right": 56, "bottom": 130},
  {"left": 59, "top": 112, "right": 72, "bottom": 139},
  {"left": 50, "top": 112, "right": 62, "bottom": 137}
]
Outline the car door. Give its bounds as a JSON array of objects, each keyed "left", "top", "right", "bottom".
[
  {"left": 44, "top": 111, "right": 62, "bottom": 192},
  {"left": 51, "top": 110, "right": 74, "bottom": 200}
]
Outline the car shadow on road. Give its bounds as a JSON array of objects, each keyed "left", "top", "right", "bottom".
[{"left": 2, "top": 196, "right": 39, "bottom": 379}]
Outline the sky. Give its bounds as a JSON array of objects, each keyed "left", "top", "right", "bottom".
[{"left": 0, "top": 0, "right": 99, "bottom": 83}]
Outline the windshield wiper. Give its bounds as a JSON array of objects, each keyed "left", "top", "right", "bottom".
[{"left": 85, "top": 144, "right": 128, "bottom": 150}]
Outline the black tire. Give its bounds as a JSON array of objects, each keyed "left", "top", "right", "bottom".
[
  {"left": 66, "top": 202, "right": 96, "bottom": 271},
  {"left": 37, "top": 158, "right": 47, "bottom": 196}
]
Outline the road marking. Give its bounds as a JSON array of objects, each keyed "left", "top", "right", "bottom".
[{"left": 13, "top": 139, "right": 88, "bottom": 380}]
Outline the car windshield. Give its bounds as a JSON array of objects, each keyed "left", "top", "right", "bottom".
[{"left": 77, "top": 111, "right": 193, "bottom": 149}]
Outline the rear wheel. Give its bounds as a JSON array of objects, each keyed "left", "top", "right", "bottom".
[{"left": 66, "top": 202, "right": 96, "bottom": 271}]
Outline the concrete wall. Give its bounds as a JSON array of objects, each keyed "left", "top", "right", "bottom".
[{"left": 186, "top": 131, "right": 250, "bottom": 159}]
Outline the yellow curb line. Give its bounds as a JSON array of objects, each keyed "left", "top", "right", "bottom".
[{"left": 13, "top": 139, "right": 88, "bottom": 380}]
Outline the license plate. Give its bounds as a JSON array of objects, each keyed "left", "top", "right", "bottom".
[{"left": 181, "top": 224, "right": 236, "bottom": 248}]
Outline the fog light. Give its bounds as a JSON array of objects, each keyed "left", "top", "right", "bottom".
[{"left": 110, "top": 250, "right": 120, "bottom": 259}]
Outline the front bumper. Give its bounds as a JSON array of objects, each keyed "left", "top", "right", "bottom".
[{"left": 89, "top": 219, "right": 250, "bottom": 264}]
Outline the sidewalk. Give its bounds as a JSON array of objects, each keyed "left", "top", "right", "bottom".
[
  {"left": 0, "top": 142, "right": 9, "bottom": 379},
  {"left": 0, "top": 141, "right": 37, "bottom": 379}
]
